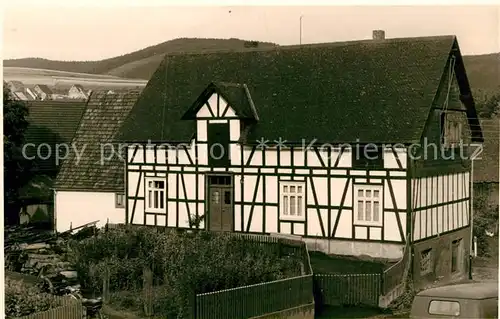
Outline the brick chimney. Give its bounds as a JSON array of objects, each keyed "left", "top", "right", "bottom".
[{"left": 372, "top": 30, "right": 385, "bottom": 40}]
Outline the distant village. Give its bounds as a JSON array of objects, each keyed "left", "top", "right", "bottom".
[{"left": 4, "top": 80, "right": 134, "bottom": 101}]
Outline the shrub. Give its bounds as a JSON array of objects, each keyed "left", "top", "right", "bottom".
[
  {"left": 5, "top": 277, "right": 61, "bottom": 318},
  {"left": 473, "top": 184, "right": 498, "bottom": 257},
  {"left": 473, "top": 205, "right": 498, "bottom": 256},
  {"left": 70, "top": 227, "right": 304, "bottom": 318}
]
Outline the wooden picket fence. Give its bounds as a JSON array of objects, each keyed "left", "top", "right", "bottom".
[
  {"left": 195, "top": 274, "right": 314, "bottom": 319},
  {"left": 313, "top": 273, "right": 382, "bottom": 307},
  {"left": 12, "top": 297, "right": 83, "bottom": 319}
]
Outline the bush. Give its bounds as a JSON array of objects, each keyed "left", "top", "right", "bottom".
[
  {"left": 473, "top": 205, "right": 498, "bottom": 256},
  {"left": 69, "top": 227, "right": 304, "bottom": 318},
  {"left": 5, "top": 277, "right": 61, "bottom": 318},
  {"left": 473, "top": 184, "right": 498, "bottom": 257}
]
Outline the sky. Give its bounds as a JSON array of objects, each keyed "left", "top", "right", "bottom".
[{"left": 3, "top": 5, "right": 499, "bottom": 60}]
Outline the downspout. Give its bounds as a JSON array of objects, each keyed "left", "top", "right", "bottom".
[
  {"left": 469, "top": 149, "right": 479, "bottom": 280},
  {"left": 52, "top": 188, "right": 57, "bottom": 234}
]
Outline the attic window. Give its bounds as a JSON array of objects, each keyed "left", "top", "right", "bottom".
[
  {"left": 441, "top": 112, "right": 462, "bottom": 148},
  {"left": 352, "top": 145, "right": 383, "bottom": 169}
]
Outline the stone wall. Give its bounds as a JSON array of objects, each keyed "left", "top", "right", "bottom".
[{"left": 412, "top": 227, "right": 471, "bottom": 290}]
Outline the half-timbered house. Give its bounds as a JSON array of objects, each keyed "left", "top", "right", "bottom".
[{"left": 116, "top": 33, "right": 483, "bottom": 284}]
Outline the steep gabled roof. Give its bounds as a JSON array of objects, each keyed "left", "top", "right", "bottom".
[
  {"left": 25, "top": 100, "right": 88, "bottom": 173},
  {"left": 117, "top": 35, "right": 481, "bottom": 144},
  {"left": 119, "top": 36, "right": 480, "bottom": 143},
  {"left": 8, "top": 80, "right": 24, "bottom": 88},
  {"left": 55, "top": 91, "right": 141, "bottom": 192},
  {"left": 181, "top": 82, "right": 259, "bottom": 121}
]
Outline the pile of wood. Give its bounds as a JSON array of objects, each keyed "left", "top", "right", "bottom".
[{"left": 4, "top": 223, "right": 98, "bottom": 295}]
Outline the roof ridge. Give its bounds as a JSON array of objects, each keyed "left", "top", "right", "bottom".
[{"left": 162, "top": 35, "right": 456, "bottom": 58}]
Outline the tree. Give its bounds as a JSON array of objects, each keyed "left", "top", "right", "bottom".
[
  {"left": 475, "top": 90, "right": 500, "bottom": 118},
  {"left": 4, "top": 87, "right": 31, "bottom": 225}
]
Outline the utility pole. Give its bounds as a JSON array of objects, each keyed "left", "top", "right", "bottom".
[{"left": 299, "top": 15, "right": 304, "bottom": 45}]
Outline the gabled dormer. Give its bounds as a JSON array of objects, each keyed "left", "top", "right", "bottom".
[
  {"left": 182, "top": 82, "right": 259, "bottom": 167},
  {"left": 181, "top": 82, "right": 259, "bottom": 121}
]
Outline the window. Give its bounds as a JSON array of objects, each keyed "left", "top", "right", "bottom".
[
  {"left": 441, "top": 112, "right": 463, "bottom": 148},
  {"left": 146, "top": 178, "right": 165, "bottom": 212},
  {"left": 224, "top": 191, "right": 231, "bottom": 204},
  {"left": 451, "top": 239, "right": 463, "bottom": 273},
  {"left": 115, "top": 193, "right": 125, "bottom": 208},
  {"left": 207, "top": 123, "right": 230, "bottom": 167},
  {"left": 208, "top": 175, "right": 232, "bottom": 186},
  {"left": 428, "top": 300, "right": 460, "bottom": 316},
  {"left": 420, "top": 248, "right": 433, "bottom": 275},
  {"left": 280, "top": 181, "right": 305, "bottom": 220},
  {"left": 352, "top": 145, "right": 384, "bottom": 169},
  {"left": 354, "top": 185, "right": 382, "bottom": 226}
]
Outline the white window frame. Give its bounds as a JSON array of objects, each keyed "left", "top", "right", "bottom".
[
  {"left": 279, "top": 181, "right": 306, "bottom": 221},
  {"left": 115, "top": 193, "right": 125, "bottom": 208},
  {"left": 145, "top": 177, "right": 166, "bottom": 213},
  {"left": 353, "top": 184, "right": 383, "bottom": 226}
]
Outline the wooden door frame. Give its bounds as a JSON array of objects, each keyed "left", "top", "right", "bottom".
[{"left": 205, "top": 174, "right": 234, "bottom": 231}]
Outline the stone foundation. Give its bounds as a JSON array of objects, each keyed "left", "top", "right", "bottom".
[
  {"left": 412, "top": 227, "right": 471, "bottom": 290},
  {"left": 301, "top": 237, "right": 404, "bottom": 260}
]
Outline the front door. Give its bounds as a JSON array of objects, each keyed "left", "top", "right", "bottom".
[{"left": 208, "top": 175, "right": 233, "bottom": 231}]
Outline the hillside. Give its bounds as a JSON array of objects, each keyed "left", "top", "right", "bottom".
[
  {"left": 4, "top": 38, "right": 277, "bottom": 80},
  {"left": 462, "top": 53, "right": 500, "bottom": 96}
]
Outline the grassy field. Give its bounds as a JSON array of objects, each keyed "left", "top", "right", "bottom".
[
  {"left": 4, "top": 66, "right": 122, "bottom": 79},
  {"left": 4, "top": 67, "right": 148, "bottom": 91}
]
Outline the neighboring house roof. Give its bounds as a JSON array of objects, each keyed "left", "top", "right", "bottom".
[
  {"left": 55, "top": 91, "right": 141, "bottom": 192},
  {"left": 9, "top": 80, "right": 24, "bottom": 88},
  {"left": 117, "top": 35, "right": 481, "bottom": 145},
  {"left": 13, "top": 91, "right": 28, "bottom": 100},
  {"left": 25, "top": 101, "right": 88, "bottom": 174},
  {"left": 35, "top": 84, "right": 53, "bottom": 95},
  {"left": 474, "top": 118, "right": 499, "bottom": 183},
  {"left": 72, "top": 84, "right": 85, "bottom": 91}
]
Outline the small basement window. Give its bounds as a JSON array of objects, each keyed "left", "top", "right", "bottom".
[
  {"left": 428, "top": 300, "right": 460, "bottom": 316},
  {"left": 280, "top": 181, "right": 305, "bottom": 221},
  {"left": 146, "top": 178, "right": 166, "bottom": 212},
  {"left": 115, "top": 193, "right": 125, "bottom": 208},
  {"left": 353, "top": 185, "right": 382, "bottom": 226},
  {"left": 420, "top": 248, "right": 433, "bottom": 275},
  {"left": 451, "top": 239, "right": 463, "bottom": 273}
]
